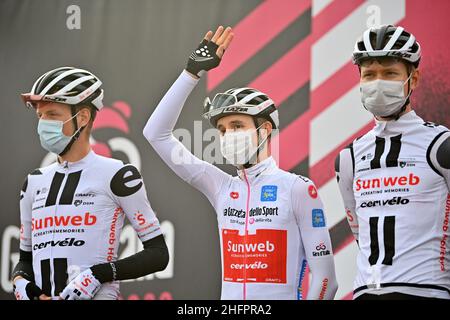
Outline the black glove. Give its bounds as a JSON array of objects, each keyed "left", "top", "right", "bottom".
[{"left": 186, "top": 39, "right": 221, "bottom": 77}]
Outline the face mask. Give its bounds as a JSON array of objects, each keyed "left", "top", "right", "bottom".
[
  {"left": 37, "top": 112, "right": 81, "bottom": 155},
  {"left": 360, "top": 74, "right": 412, "bottom": 117},
  {"left": 220, "top": 124, "right": 268, "bottom": 166}
]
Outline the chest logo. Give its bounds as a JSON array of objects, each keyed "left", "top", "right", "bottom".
[
  {"left": 222, "top": 229, "right": 287, "bottom": 284},
  {"left": 230, "top": 192, "right": 239, "bottom": 200},
  {"left": 355, "top": 173, "right": 420, "bottom": 191},
  {"left": 261, "top": 185, "right": 277, "bottom": 202}
]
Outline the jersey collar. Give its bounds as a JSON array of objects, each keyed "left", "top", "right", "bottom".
[
  {"left": 57, "top": 150, "right": 97, "bottom": 171},
  {"left": 237, "top": 156, "right": 278, "bottom": 182},
  {"left": 373, "top": 110, "right": 423, "bottom": 136}
]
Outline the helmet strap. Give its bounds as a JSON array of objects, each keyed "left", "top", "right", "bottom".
[
  {"left": 391, "top": 70, "right": 413, "bottom": 121},
  {"left": 243, "top": 118, "right": 270, "bottom": 168},
  {"left": 59, "top": 108, "right": 85, "bottom": 156}
]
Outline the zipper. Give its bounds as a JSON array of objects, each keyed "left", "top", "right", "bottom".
[{"left": 242, "top": 168, "right": 251, "bottom": 300}]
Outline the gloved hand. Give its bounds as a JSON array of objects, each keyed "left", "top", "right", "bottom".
[
  {"left": 59, "top": 268, "right": 101, "bottom": 300},
  {"left": 13, "top": 278, "right": 44, "bottom": 300},
  {"left": 186, "top": 26, "right": 234, "bottom": 78}
]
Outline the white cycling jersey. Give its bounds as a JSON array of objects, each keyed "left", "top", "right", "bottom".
[
  {"left": 143, "top": 71, "right": 338, "bottom": 300},
  {"left": 336, "top": 111, "right": 450, "bottom": 299},
  {"left": 19, "top": 151, "right": 162, "bottom": 299}
]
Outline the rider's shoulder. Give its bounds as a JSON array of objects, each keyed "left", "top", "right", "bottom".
[
  {"left": 93, "top": 153, "right": 132, "bottom": 171},
  {"left": 26, "top": 163, "right": 58, "bottom": 178}
]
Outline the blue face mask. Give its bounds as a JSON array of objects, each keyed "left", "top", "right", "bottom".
[{"left": 37, "top": 112, "right": 81, "bottom": 155}]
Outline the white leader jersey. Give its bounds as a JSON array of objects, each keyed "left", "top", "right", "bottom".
[
  {"left": 19, "top": 151, "right": 162, "bottom": 299},
  {"left": 143, "top": 71, "right": 338, "bottom": 300},
  {"left": 336, "top": 111, "right": 450, "bottom": 299}
]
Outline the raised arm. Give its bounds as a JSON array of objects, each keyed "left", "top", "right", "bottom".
[{"left": 143, "top": 27, "right": 234, "bottom": 206}]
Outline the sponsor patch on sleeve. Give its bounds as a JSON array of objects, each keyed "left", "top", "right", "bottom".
[{"left": 312, "top": 209, "right": 326, "bottom": 228}]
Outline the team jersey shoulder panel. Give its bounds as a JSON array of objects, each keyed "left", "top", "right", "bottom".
[
  {"left": 436, "top": 133, "right": 450, "bottom": 169},
  {"left": 23, "top": 163, "right": 59, "bottom": 198},
  {"left": 84, "top": 155, "right": 145, "bottom": 200},
  {"left": 423, "top": 122, "right": 449, "bottom": 173},
  {"left": 289, "top": 172, "right": 323, "bottom": 224},
  {"left": 336, "top": 141, "right": 357, "bottom": 174},
  {"left": 337, "top": 131, "right": 370, "bottom": 176},
  {"left": 352, "top": 128, "right": 376, "bottom": 151}
]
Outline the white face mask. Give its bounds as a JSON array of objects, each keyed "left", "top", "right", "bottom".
[
  {"left": 360, "top": 74, "right": 412, "bottom": 118},
  {"left": 220, "top": 124, "right": 268, "bottom": 166}
]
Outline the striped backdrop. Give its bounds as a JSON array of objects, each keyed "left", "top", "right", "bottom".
[{"left": 206, "top": 0, "right": 449, "bottom": 299}]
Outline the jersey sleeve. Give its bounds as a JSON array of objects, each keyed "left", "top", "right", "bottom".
[
  {"left": 428, "top": 130, "right": 450, "bottom": 192},
  {"left": 335, "top": 144, "right": 359, "bottom": 241},
  {"left": 110, "top": 164, "right": 162, "bottom": 242},
  {"left": 292, "top": 177, "right": 338, "bottom": 300},
  {"left": 143, "top": 70, "right": 231, "bottom": 207},
  {"left": 19, "top": 174, "right": 33, "bottom": 252}
]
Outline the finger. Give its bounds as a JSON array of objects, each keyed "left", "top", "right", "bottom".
[
  {"left": 39, "top": 294, "right": 51, "bottom": 300},
  {"left": 222, "top": 32, "right": 234, "bottom": 51},
  {"left": 203, "top": 30, "right": 213, "bottom": 42},
  {"left": 216, "top": 26, "right": 232, "bottom": 46},
  {"left": 216, "top": 33, "right": 234, "bottom": 58},
  {"left": 211, "top": 25, "right": 224, "bottom": 43},
  {"left": 216, "top": 45, "right": 226, "bottom": 59}
]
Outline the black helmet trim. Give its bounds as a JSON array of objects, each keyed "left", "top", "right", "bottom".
[
  {"left": 202, "top": 87, "right": 279, "bottom": 129},
  {"left": 21, "top": 67, "right": 104, "bottom": 110},
  {"left": 353, "top": 25, "right": 421, "bottom": 67}
]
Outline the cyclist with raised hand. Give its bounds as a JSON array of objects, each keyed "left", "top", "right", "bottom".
[
  {"left": 13, "top": 67, "right": 169, "bottom": 300},
  {"left": 143, "top": 26, "right": 338, "bottom": 300},
  {"left": 335, "top": 25, "right": 450, "bottom": 300}
]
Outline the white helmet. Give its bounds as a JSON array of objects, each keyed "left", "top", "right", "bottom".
[
  {"left": 352, "top": 25, "right": 421, "bottom": 67},
  {"left": 202, "top": 87, "right": 279, "bottom": 129},
  {"left": 21, "top": 66, "right": 104, "bottom": 110}
]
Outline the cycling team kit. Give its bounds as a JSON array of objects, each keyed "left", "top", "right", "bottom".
[{"left": 143, "top": 71, "right": 338, "bottom": 300}]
